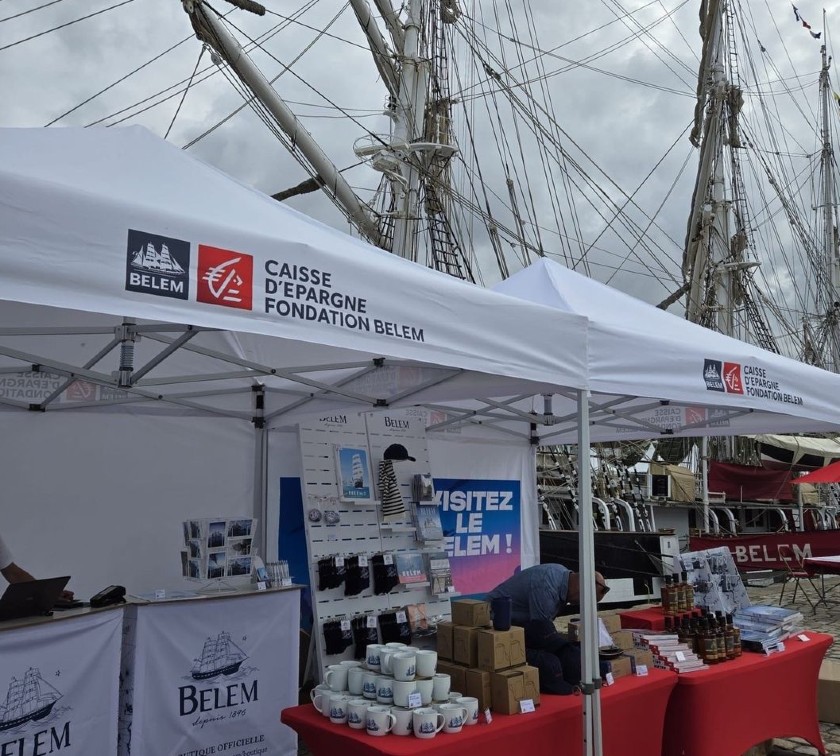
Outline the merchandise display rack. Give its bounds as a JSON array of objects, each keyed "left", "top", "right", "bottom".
[{"left": 298, "top": 412, "right": 453, "bottom": 680}]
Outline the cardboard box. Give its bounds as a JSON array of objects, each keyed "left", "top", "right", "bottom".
[
  {"left": 610, "top": 629, "right": 636, "bottom": 650},
  {"left": 601, "top": 655, "right": 633, "bottom": 682},
  {"left": 436, "top": 660, "right": 467, "bottom": 694},
  {"left": 490, "top": 665, "right": 540, "bottom": 715},
  {"left": 477, "top": 629, "right": 511, "bottom": 671},
  {"left": 622, "top": 647, "right": 655, "bottom": 673},
  {"left": 451, "top": 599, "right": 491, "bottom": 628},
  {"left": 476, "top": 626, "right": 527, "bottom": 671},
  {"left": 818, "top": 659, "right": 840, "bottom": 724},
  {"left": 465, "top": 667, "right": 492, "bottom": 711},
  {"left": 454, "top": 625, "right": 481, "bottom": 667},
  {"left": 436, "top": 621, "right": 454, "bottom": 660},
  {"left": 508, "top": 625, "right": 526, "bottom": 667}
]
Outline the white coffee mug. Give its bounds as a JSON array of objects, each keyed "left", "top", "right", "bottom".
[
  {"left": 412, "top": 707, "right": 445, "bottom": 739},
  {"left": 448, "top": 691, "right": 463, "bottom": 702},
  {"left": 366, "top": 644, "right": 384, "bottom": 671},
  {"left": 310, "top": 683, "right": 332, "bottom": 716},
  {"left": 347, "top": 666, "right": 365, "bottom": 696},
  {"left": 375, "top": 675, "right": 394, "bottom": 704},
  {"left": 438, "top": 703, "right": 467, "bottom": 734},
  {"left": 328, "top": 694, "right": 352, "bottom": 725},
  {"left": 385, "top": 642, "right": 408, "bottom": 650},
  {"left": 324, "top": 664, "right": 348, "bottom": 692},
  {"left": 380, "top": 648, "right": 397, "bottom": 676},
  {"left": 391, "top": 706, "right": 414, "bottom": 736},
  {"left": 415, "top": 677, "right": 434, "bottom": 705},
  {"left": 456, "top": 696, "right": 479, "bottom": 726},
  {"left": 415, "top": 649, "right": 437, "bottom": 678},
  {"left": 341, "top": 659, "right": 363, "bottom": 667},
  {"left": 392, "top": 652, "right": 416, "bottom": 682},
  {"left": 432, "top": 673, "right": 450, "bottom": 702},
  {"left": 392, "top": 679, "right": 417, "bottom": 708},
  {"left": 346, "top": 698, "right": 369, "bottom": 730},
  {"left": 362, "top": 670, "right": 379, "bottom": 700},
  {"left": 365, "top": 705, "right": 395, "bottom": 737}
]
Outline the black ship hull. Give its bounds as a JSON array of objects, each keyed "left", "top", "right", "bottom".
[
  {"left": 191, "top": 660, "right": 243, "bottom": 681},
  {"left": 0, "top": 701, "right": 56, "bottom": 732}
]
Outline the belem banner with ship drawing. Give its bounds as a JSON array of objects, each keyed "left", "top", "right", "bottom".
[
  {"left": 0, "top": 609, "right": 122, "bottom": 756},
  {"left": 118, "top": 590, "right": 297, "bottom": 756}
]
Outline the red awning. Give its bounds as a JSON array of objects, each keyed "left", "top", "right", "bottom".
[{"left": 793, "top": 459, "right": 840, "bottom": 484}]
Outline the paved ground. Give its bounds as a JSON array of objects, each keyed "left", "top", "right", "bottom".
[{"left": 296, "top": 576, "right": 840, "bottom": 755}]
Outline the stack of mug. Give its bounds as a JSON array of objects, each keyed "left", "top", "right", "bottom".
[{"left": 310, "top": 643, "right": 480, "bottom": 737}]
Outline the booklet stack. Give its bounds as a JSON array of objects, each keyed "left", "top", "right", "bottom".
[
  {"left": 413, "top": 503, "right": 444, "bottom": 542},
  {"left": 633, "top": 632, "right": 708, "bottom": 673},
  {"left": 426, "top": 550, "right": 455, "bottom": 594},
  {"left": 733, "top": 605, "right": 804, "bottom": 654}
]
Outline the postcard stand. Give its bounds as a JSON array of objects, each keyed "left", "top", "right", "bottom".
[
  {"left": 298, "top": 412, "right": 454, "bottom": 681},
  {"left": 180, "top": 516, "right": 259, "bottom": 593}
]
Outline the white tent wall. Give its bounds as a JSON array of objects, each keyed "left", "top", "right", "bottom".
[{"left": 0, "top": 412, "right": 254, "bottom": 599}]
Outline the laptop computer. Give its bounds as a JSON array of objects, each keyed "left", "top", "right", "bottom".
[{"left": 0, "top": 576, "right": 70, "bottom": 621}]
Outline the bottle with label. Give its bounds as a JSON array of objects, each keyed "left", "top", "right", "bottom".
[
  {"left": 661, "top": 575, "right": 673, "bottom": 616},
  {"left": 713, "top": 614, "right": 726, "bottom": 663},
  {"left": 696, "top": 618, "right": 710, "bottom": 662},
  {"left": 682, "top": 571, "right": 693, "bottom": 612},
  {"left": 677, "top": 616, "right": 692, "bottom": 651},
  {"left": 727, "top": 614, "right": 742, "bottom": 658}
]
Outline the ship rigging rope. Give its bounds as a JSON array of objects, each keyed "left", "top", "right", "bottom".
[
  {"left": 0, "top": 0, "right": 134, "bottom": 52},
  {"left": 455, "top": 21, "right": 684, "bottom": 286},
  {"left": 164, "top": 46, "right": 204, "bottom": 140},
  {"left": 0, "top": 0, "right": 66, "bottom": 24},
  {"left": 82, "top": 5, "right": 310, "bottom": 127}
]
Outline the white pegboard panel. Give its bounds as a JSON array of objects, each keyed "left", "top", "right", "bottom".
[{"left": 298, "top": 410, "right": 453, "bottom": 682}]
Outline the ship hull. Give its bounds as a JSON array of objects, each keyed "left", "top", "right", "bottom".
[
  {"left": 0, "top": 701, "right": 56, "bottom": 732},
  {"left": 690, "top": 530, "right": 840, "bottom": 571},
  {"left": 191, "top": 660, "right": 243, "bottom": 681}
]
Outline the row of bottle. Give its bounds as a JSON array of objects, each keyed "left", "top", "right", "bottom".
[
  {"left": 660, "top": 572, "right": 694, "bottom": 615},
  {"left": 665, "top": 611, "right": 742, "bottom": 663}
]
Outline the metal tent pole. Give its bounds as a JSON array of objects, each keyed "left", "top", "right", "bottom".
[{"left": 577, "top": 389, "right": 602, "bottom": 756}]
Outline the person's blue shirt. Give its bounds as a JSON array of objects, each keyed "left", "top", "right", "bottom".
[{"left": 486, "top": 564, "right": 571, "bottom": 624}]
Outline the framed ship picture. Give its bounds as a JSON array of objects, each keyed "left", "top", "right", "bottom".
[{"left": 335, "top": 445, "right": 374, "bottom": 503}]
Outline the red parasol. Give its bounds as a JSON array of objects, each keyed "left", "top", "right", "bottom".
[{"left": 792, "top": 459, "right": 840, "bottom": 484}]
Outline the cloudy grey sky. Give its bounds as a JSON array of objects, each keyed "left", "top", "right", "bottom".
[{"left": 0, "top": 0, "right": 834, "bottom": 316}]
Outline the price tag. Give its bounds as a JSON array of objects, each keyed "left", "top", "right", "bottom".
[
  {"left": 340, "top": 619, "right": 351, "bottom": 632},
  {"left": 256, "top": 581, "right": 267, "bottom": 591},
  {"left": 484, "top": 708, "right": 493, "bottom": 725},
  {"left": 359, "top": 555, "right": 368, "bottom": 567},
  {"left": 604, "top": 672, "right": 615, "bottom": 687},
  {"left": 519, "top": 699, "right": 535, "bottom": 713},
  {"left": 777, "top": 641, "right": 786, "bottom": 652},
  {"left": 447, "top": 585, "right": 456, "bottom": 593},
  {"left": 396, "top": 611, "right": 407, "bottom": 623},
  {"left": 407, "top": 692, "right": 422, "bottom": 709},
  {"left": 383, "top": 554, "right": 393, "bottom": 565},
  {"left": 675, "top": 651, "right": 686, "bottom": 662},
  {"left": 335, "top": 556, "right": 345, "bottom": 567},
  {"left": 154, "top": 589, "right": 166, "bottom": 600},
  {"left": 798, "top": 634, "right": 810, "bottom": 642},
  {"left": 280, "top": 578, "right": 293, "bottom": 586},
  {"left": 367, "top": 616, "right": 378, "bottom": 628},
  {"left": 635, "top": 665, "right": 649, "bottom": 677}
]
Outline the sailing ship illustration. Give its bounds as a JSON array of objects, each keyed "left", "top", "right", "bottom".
[
  {"left": 0, "top": 668, "right": 62, "bottom": 732},
  {"left": 190, "top": 631, "right": 247, "bottom": 680},
  {"left": 130, "top": 241, "right": 185, "bottom": 276},
  {"left": 351, "top": 454, "right": 365, "bottom": 488}
]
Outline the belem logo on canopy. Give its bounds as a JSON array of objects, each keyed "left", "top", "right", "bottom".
[
  {"left": 0, "top": 667, "right": 72, "bottom": 753},
  {"left": 197, "top": 245, "right": 254, "bottom": 311},
  {"left": 703, "top": 359, "right": 725, "bottom": 392},
  {"left": 125, "top": 229, "right": 190, "bottom": 300}
]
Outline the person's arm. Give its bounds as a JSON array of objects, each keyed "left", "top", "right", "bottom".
[{"left": 1, "top": 562, "right": 36, "bottom": 584}]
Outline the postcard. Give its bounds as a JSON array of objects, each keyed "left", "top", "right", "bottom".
[{"left": 335, "top": 445, "right": 373, "bottom": 503}]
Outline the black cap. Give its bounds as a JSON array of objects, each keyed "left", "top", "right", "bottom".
[{"left": 383, "top": 443, "right": 416, "bottom": 462}]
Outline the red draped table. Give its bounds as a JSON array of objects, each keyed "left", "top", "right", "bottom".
[
  {"left": 282, "top": 669, "right": 676, "bottom": 756},
  {"left": 662, "top": 631, "right": 832, "bottom": 756}
]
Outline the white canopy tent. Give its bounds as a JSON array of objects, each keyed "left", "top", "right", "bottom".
[{"left": 6, "top": 129, "right": 838, "bottom": 756}]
